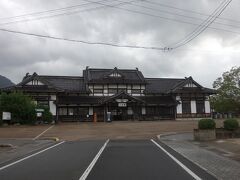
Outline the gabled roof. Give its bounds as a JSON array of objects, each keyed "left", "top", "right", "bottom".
[
  {"left": 169, "top": 76, "right": 202, "bottom": 92},
  {"left": 169, "top": 77, "right": 216, "bottom": 94},
  {"left": 100, "top": 91, "right": 144, "bottom": 104},
  {"left": 16, "top": 73, "right": 88, "bottom": 93},
  {"left": 145, "top": 77, "right": 215, "bottom": 94},
  {"left": 84, "top": 67, "right": 146, "bottom": 84}
]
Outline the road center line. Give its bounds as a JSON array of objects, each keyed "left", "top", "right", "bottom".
[
  {"left": 33, "top": 125, "right": 54, "bottom": 140},
  {"left": 0, "top": 141, "right": 65, "bottom": 171},
  {"left": 79, "top": 139, "right": 109, "bottom": 180},
  {"left": 151, "top": 139, "right": 202, "bottom": 180}
]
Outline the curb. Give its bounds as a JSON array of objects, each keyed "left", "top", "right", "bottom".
[
  {"left": 157, "top": 132, "right": 219, "bottom": 180},
  {"left": 0, "top": 144, "right": 14, "bottom": 148},
  {"left": 157, "top": 131, "right": 192, "bottom": 140},
  {"left": 40, "top": 137, "right": 60, "bottom": 142}
]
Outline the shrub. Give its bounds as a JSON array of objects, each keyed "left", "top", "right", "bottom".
[
  {"left": 198, "top": 119, "right": 216, "bottom": 130},
  {"left": 224, "top": 119, "right": 239, "bottom": 131},
  {"left": 36, "top": 106, "right": 53, "bottom": 123},
  {"left": 42, "top": 109, "right": 53, "bottom": 123},
  {"left": 0, "top": 92, "right": 36, "bottom": 124}
]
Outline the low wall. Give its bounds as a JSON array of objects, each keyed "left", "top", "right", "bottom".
[{"left": 194, "top": 129, "right": 216, "bottom": 141}]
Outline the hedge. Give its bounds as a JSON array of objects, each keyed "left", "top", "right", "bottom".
[{"left": 198, "top": 119, "right": 216, "bottom": 130}]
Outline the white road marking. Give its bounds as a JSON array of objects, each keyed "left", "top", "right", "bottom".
[
  {"left": 0, "top": 141, "right": 65, "bottom": 171},
  {"left": 151, "top": 139, "right": 202, "bottom": 180},
  {"left": 79, "top": 139, "right": 109, "bottom": 180},
  {"left": 33, "top": 125, "right": 54, "bottom": 140}
]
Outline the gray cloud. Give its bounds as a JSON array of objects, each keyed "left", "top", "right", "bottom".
[{"left": 0, "top": 0, "right": 239, "bottom": 88}]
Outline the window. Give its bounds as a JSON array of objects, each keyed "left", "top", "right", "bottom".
[
  {"left": 108, "top": 88, "right": 118, "bottom": 94},
  {"left": 78, "top": 107, "right": 89, "bottom": 115},
  {"left": 59, "top": 108, "right": 67, "bottom": 115},
  {"left": 182, "top": 101, "right": 191, "bottom": 114},
  {"left": 127, "top": 107, "right": 133, "bottom": 115},
  {"left": 146, "top": 107, "right": 157, "bottom": 115},
  {"left": 94, "top": 89, "right": 103, "bottom": 93},
  {"left": 109, "top": 73, "right": 121, "bottom": 77},
  {"left": 73, "top": 107, "right": 89, "bottom": 116},
  {"left": 131, "top": 89, "right": 141, "bottom": 94},
  {"left": 184, "top": 83, "right": 197, "bottom": 87},
  {"left": 68, "top": 108, "right": 74, "bottom": 115},
  {"left": 196, "top": 101, "right": 205, "bottom": 114}
]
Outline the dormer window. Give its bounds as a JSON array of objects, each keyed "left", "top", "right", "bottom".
[
  {"left": 184, "top": 83, "right": 197, "bottom": 88},
  {"left": 109, "top": 73, "right": 122, "bottom": 77},
  {"left": 26, "top": 79, "right": 44, "bottom": 86}
]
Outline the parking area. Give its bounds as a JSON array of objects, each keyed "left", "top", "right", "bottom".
[
  {"left": 0, "top": 125, "right": 52, "bottom": 139},
  {"left": 0, "top": 120, "right": 225, "bottom": 141}
]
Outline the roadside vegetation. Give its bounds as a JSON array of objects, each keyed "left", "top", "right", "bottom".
[
  {"left": 198, "top": 119, "right": 216, "bottom": 130},
  {"left": 0, "top": 92, "right": 53, "bottom": 125},
  {"left": 211, "top": 66, "right": 240, "bottom": 117},
  {"left": 223, "top": 119, "right": 239, "bottom": 131}
]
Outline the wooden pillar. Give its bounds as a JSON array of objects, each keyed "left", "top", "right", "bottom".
[{"left": 93, "top": 112, "right": 97, "bottom": 123}]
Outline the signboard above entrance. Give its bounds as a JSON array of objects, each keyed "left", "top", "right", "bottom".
[{"left": 118, "top": 103, "right": 127, "bottom": 107}]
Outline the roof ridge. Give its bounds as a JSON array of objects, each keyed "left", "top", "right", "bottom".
[
  {"left": 145, "top": 77, "right": 185, "bottom": 80},
  {"left": 40, "top": 75, "right": 83, "bottom": 79},
  {"left": 88, "top": 68, "right": 138, "bottom": 71}
]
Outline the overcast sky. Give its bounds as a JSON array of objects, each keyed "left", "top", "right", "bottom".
[{"left": 0, "top": 0, "right": 239, "bottom": 88}]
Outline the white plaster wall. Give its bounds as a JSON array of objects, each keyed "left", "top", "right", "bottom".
[
  {"left": 205, "top": 100, "right": 211, "bottom": 113},
  {"left": 177, "top": 103, "right": 182, "bottom": 114},
  {"left": 191, "top": 100, "right": 196, "bottom": 113},
  {"left": 176, "top": 96, "right": 182, "bottom": 114},
  {"left": 94, "top": 85, "right": 103, "bottom": 88},
  {"left": 109, "top": 84, "right": 117, "bottom": 88},
  {"left": 118, "top": 84, "right": 126, "bottom": 88},
  {"left": 142, "top": 107, "right": 146, "bottom": 115},
  {"left": 89, "top": 107, "right": 93, "bottom": 115},
  {"left": 49, "top": 95, "right": 56, "bottom": 116},
  {"left": 49, "top": 101, "right": 56, "bottom": 116},
  {"left": 132, "top": 94, "right": 141, "bottom": 96},
  {"left": 132, "top": 85, "right": 140, "bottom": 89},
  {"left": 93, "top": 94, "right": 103, "bottom": 96}
]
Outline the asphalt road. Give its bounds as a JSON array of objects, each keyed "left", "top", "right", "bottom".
[{"left": 0, "top": 139, "right": 216, "bottom": 180}]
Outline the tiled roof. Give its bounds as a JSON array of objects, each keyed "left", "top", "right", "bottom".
[
  {"left": 13, "top": 68, "right": 215, "bottom": 95},
  {"left": 145, "top": 78, "right": 185, "bottom": 94},
  {"left": 17, "top": 73, "right": 88, "bottom": 93},
  {"left": 84, "top": 67, "right": 146, "bottom": 84},
  {"left": 58, "top": 96, "right": 101, "bottom": 105},
  {"left": 140, "top": 96, "right": 177, "bottom": 106},
  {"left": 39, "top": 76, "right": 87, "bottom": 92}
]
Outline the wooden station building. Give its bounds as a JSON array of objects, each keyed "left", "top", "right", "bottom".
[{"left": 8, "top": 67, "right": 215, "bottom": 122}]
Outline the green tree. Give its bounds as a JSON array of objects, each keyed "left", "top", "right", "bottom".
[
  {"left": 0, "top": 92, "right": 37, "bottom": 124},
  {"left": 211, "top": 66, "right": 240, "bottom": 113}
]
